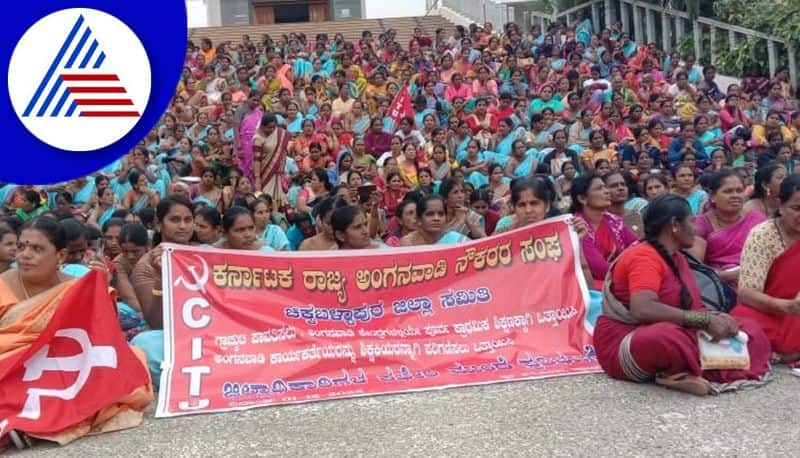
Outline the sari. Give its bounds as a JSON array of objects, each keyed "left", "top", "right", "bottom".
[
  {"left": 594, "top": 243, "right": 771, "bottom": 390},
  {"left": 685, "top": 189, "right": 709, "bottom": 216},
  {"left": 351, "top": 114, "right": 371, "bottom": 137},
  {"left": 286, "top": 114, "right": 305, "bottom": 134},
  {"left": 509, "top": 151, "right": 539, "bottom": 178},
  {"left": 398, "top": 157, "right": 419, "bottom": 188},
  {"left": 193, "top": 192, "right": 220, "bottom": 209},
  {"left": 733, "top": 224, "right": 800, "bottom": 356},
  {"left": 259, "top": 78, "right": 281, "bottom": 111},
  {"left": 276, "top": 64, "right": 294, "bottom": 96},
  {"left": 253, "top": 127, "right": 290, "bottom": 209},
  {"left": 238, "top": 107, "right": 263, "bottom": 182},
  {"left": 437, "top": 230, "right": 465, "bottom": 245},
  {"left": 495, "top": 127, "right": 526, "bottom": 157},
  {"left": 97, "top": 206, "right": 116, "bottom": 227},
  {"left": 697, "top": 128, "right": 723, "bottom": 155},
  {"left": 0, "top": 277, "right": 153, "bottom": 447},
  {"left": 577, "top": 212, "right": 638, "bottom": 289},
  {"left": 130, "top": 192, "right": 150, "bottom": 213},
  {"left": 262, "top": 225, "right": 290, "bottom": 251},
  {"left": 339, "top": 64, "right": 367, "bottom": 98},
  {"left": 695, "top": 211, "right": 766, "bottom": 270},
  {"left": 73, "top": 180, "right": 96, "bottom": 205}
]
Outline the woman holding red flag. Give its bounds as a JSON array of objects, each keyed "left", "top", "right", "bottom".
[{"left": 0, "top": 218, "right": 152, "bottom": 450}]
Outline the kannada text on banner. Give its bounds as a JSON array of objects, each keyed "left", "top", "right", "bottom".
[{"left": 156, "top": 215, "right": 599, "bottom": 417}]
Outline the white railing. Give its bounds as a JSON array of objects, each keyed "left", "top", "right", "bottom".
[
  {"left": 615, "top": 0, "right": 796, "bottom": 85},
  {"left": 439, "top": 0, "right": 798, "bottom": 86},
  {"left": 441, "top": 0, "right": 515, "bottom": 31}
]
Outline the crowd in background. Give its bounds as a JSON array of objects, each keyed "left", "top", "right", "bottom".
[{"left": 1, "top": 16, "right": 799, "bottom": 400}]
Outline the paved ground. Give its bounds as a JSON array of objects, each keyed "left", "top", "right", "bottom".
[{"left": 11, "top": 368, "right": 800, "bottom": 457}]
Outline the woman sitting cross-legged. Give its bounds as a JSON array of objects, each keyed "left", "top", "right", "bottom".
[
  {"left": 733, "top": 173, "right": 800, "bottom": 363},
  {"left": 593, "top": 195, "right": 771, "bottom": 395}
]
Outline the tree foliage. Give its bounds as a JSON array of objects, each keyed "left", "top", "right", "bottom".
[{"left": 713, "top": 0, "right": 800, "bottom": 43}]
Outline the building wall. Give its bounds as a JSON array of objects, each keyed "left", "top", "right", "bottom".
[
  {"left": 189, "top": 0, "right": 430, "bottom": 27},
  {"left": 363, "top": 0, "right": 426, "bottom": 18},
  {"left": 187, "top": 0, "right": 210, "bottom": 27}
]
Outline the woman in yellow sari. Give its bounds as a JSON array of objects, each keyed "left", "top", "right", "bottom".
[
  {"left": 257, "top": 65, "right": 281, "bottom": 111},
  {"left": 0, "top": 218, "right": 152, "bottom": 450},
  {"left": 364, "top": 71, "right": 389, "bottom": 116},
  {"left": 339, "top": 53, "right": 367, "bottom": 99}
]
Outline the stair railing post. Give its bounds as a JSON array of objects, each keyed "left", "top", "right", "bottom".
[
  {"left": 767, "top": 39, "right": 777, "bottom": 78},
  {"left": 661, "top": 11, "right": 671, "bottom": 52},
  {"left": 709, "top": 26, "right": 717, "bottom": 65},
  {"left": 692, "top": 20, "right": 702, "bottom": 61},
  {"left": 592, "top": 1, "right": 601, "bottom": 33},
  {"left": 788, "top": 42, "right": 798, "bottom": 90},
  {"left": 632, "top": 4, "right": 642, "bottom": 42},
  {"left": 620, "top": 1, "right": 629, "bottom": 34}
]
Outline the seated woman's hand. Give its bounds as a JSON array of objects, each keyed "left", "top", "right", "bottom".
[
  {"left": 776, "top": 297, "right": 800, "bottom": 315},
  {"left": 707, "top": 312, "right": 739, "bottom": 341},
  {"left": 568, "top": 217, "right": 588, "bottom": 239}
]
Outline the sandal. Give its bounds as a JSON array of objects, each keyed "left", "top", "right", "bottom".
[
  {"left": 655, "top": 372, "right": 711, "bottom": 396},
  {"left": 9, "top": 430, "right": 33, "bottom": 449}
]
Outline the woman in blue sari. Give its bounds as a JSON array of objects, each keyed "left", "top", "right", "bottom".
[
  {"left": 504, "top": 140, "right": 539, "bottom": 179},
  {"left": 89, "top": 187, "right": 118, "bottom": 229},
  {"left": 250, "top": 198, "right": 291, "bottom": 251},
  {"left": 576, "top": 18, "right": 593, "bottom": 47},
  {"left": 191, "top": 167, "right": 223, "bottom": 209},
  {"left": 122, "top": 170, "right": 160, "bottom": 213},
  {"left": 348, "top": 100, "right": 372, "bottom": 138},
  {"left": 695, "top": 113, "right": 724, "bottom": 157},
  {"left": 400, "top": 194, "right": 466, "bottom": 246},
  {"left": 620, "top": 33, "right": 638, "bottom": 59},
  {"left": 672, "top": 164, "right": 708, "bottom": 215},
  {"left": 72, "top": 177, "right": 98, "bottom": 206},
  {"left": 493, "top": 118, "right": 527, "bottom": 158},
  {"left": 284, "top": 102, "right": 305, "bottom": 134}
]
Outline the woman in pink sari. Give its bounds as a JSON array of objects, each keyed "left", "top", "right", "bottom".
[
  {"left": 571, "top": 172, "right": 638, "bottom": 289},
  {"left": 691, "top": 170, "right": 766, "bottom": 284},
  {"left": 236, "top": 93, "right": 264, "bottom": 183}
]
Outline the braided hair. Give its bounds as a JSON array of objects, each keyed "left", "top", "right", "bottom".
[{"left": 642, "top": 195, "right": 693, "bottom": 309}]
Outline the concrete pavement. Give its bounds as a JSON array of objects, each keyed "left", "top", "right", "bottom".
[{"left": 12, "top": 368, "right": 800, "bottom": 457}]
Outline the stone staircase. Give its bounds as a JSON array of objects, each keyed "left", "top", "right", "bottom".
[{"left": 189, "top": 15, "right": 457, "bottom": 51}]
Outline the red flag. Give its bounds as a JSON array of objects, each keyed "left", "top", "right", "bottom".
[
  {"left": 0, "top": 271, "right": 150, "bottom": 440},
  {"left": 388, "top": 85, "right": 414, "bottom": 130}
]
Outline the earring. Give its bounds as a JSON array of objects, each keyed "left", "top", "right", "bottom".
[{"left": 766, "top": 188, "right": 771, "bottom": 197}]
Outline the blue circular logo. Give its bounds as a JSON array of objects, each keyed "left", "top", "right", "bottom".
[{"left": 2, "top": 1, "right": 186, "bottom": 184}]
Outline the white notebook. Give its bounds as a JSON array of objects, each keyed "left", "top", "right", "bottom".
[{"left": 697, "top": 331, "right": 751, "bottom": 371}]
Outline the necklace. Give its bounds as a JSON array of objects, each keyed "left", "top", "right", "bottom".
[
  {"left": 17, "top": 270, "right": 61, "bottom": 300},
  {"left": 775, "top": 217, "right": 799, "bottom": 249},
  {"left": 18, "top": 270, "right": 31, "bottom": 300},
  {"left": 713, "top": 210, "right": 742, "bottom": 229}
]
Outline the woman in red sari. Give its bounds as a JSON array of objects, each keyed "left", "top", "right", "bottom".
[
  {"left": 734, "top": 173, "right": 800, "bottom": 362},
  {"left": 252, "top": 113, "right": 289, "bottom": 211},
  {"left": 595, "top": 195, "right": 771, "bottom": 395},
  {"left": 571, "top": 172, "right": 638, "bottom": 289}
]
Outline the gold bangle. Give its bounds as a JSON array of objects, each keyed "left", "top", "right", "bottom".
[{"left": 151, "top": 289, "right": 163, "bottom": 297}]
